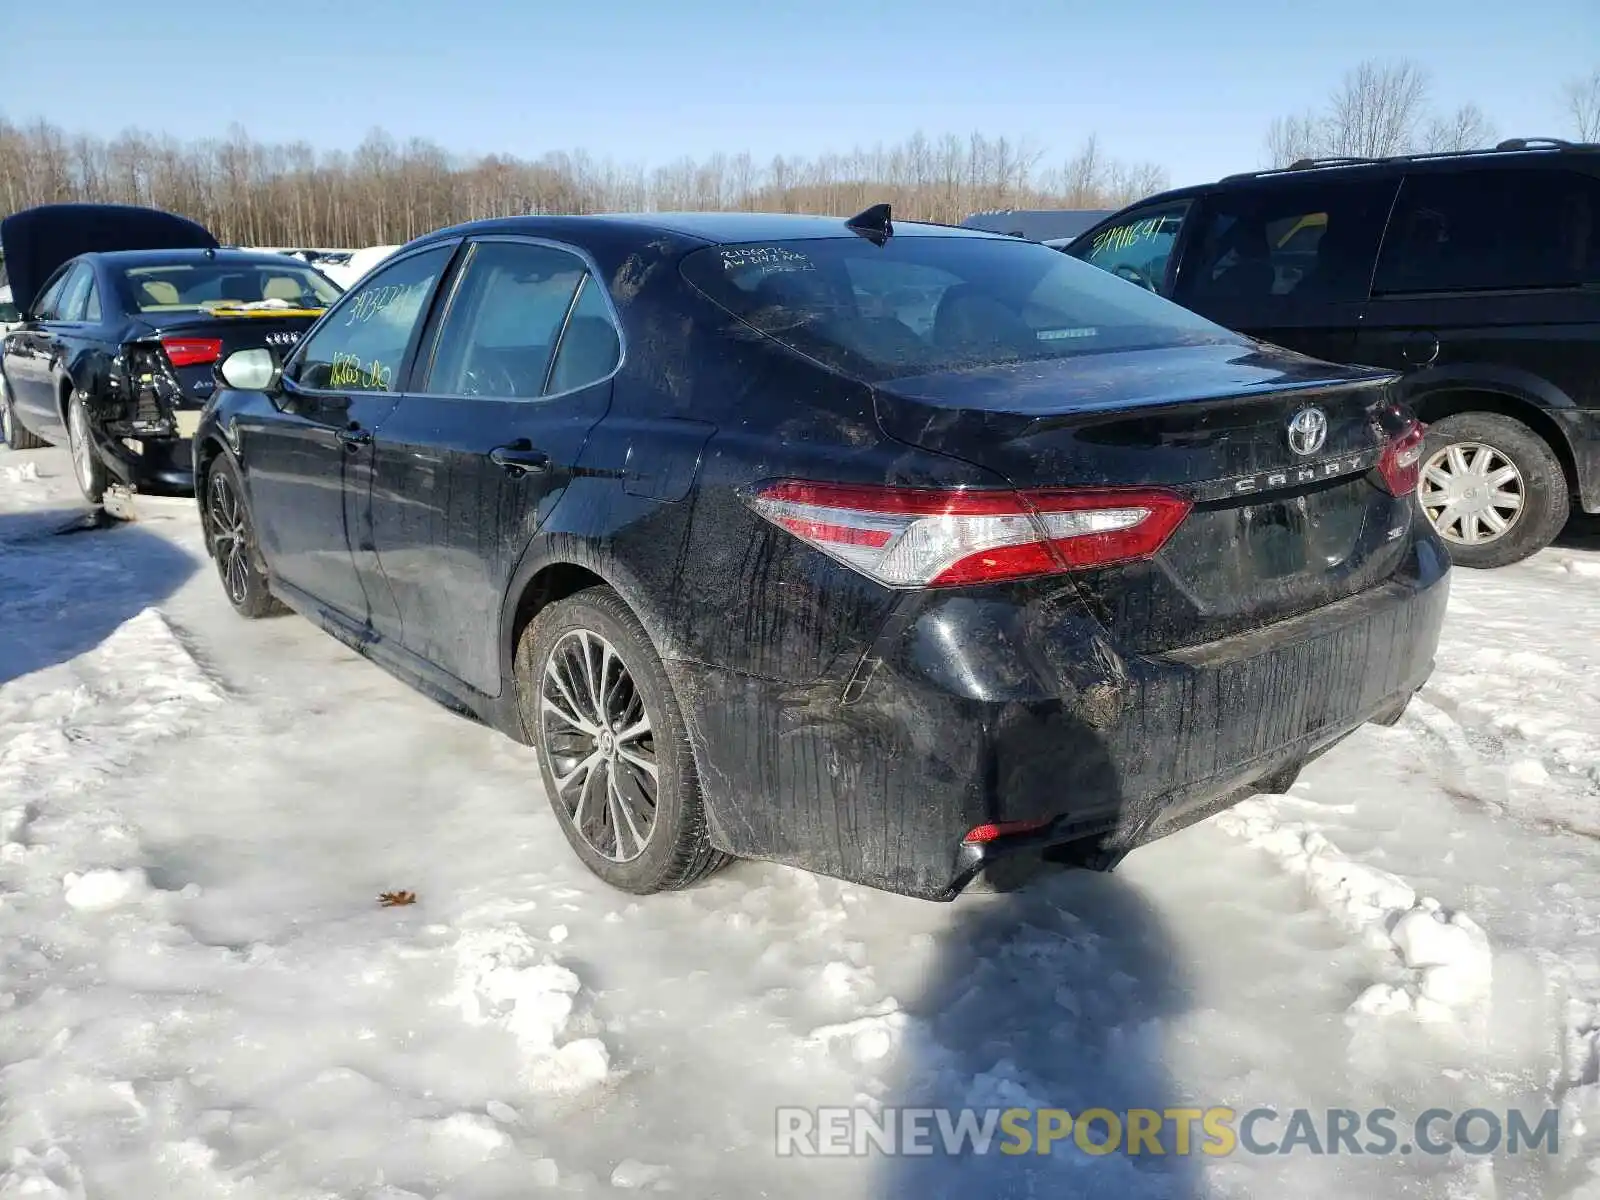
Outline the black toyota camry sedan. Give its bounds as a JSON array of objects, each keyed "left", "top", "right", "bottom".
[
  {"left": 0, "top": 203, "right": 342, "bottom": 501},
  {"left": 194, "top": 206, "right": 1450, "bottom": 901}
]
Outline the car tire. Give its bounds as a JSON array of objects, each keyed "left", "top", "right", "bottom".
[
  {"left": 203, "top": 454, "right": 284, "bottom": 619},
  {"left": 1418, "top": 412, "right": 1570, "bottom": 569},
  {"left": 1, "top": 378, "right": 47, "bottom": 450},
  {"left": 65, "top": 389, "right": 108, "bottom": 506},
  {"left": 516, "top": 585, "right": 730, "bottom": 894}
]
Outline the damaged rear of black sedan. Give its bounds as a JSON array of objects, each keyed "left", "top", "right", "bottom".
[
  {"left": 0, "top": 203, "right": 340, "bottom": 502},
  {"left": 196, "top": 205, "right": 1449, "bottom": 901}
]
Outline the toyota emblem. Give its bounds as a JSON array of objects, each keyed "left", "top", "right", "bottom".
[{"left": 1287, "top": 407, "right": 1328, "bottom": 457}]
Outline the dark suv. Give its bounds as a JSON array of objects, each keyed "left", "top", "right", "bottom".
[{"left": 1065, "top": 139, "right": 1600, "bottom": 568}]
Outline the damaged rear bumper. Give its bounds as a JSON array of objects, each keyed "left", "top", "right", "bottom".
[{"left": 673, "top": 534, "right": 1451, "bottom": 901}]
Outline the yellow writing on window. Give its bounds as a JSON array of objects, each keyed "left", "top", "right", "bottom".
[
  {"left": 1091, "top": 217, "right": 1170, "bottom": 259},
  {"left": 329, "top": 351, "right": 392, "bottom": 391}
]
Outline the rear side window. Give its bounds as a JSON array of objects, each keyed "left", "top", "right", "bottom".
[
  {"left": 681, "top": 235, "right": 1231, "bottom": 382},
  {"left": 1072, "top": 201, "right": 1190, "bottom": 294},
  {"left": 1176, "top": 179, "right": 1397, "bottom": 307},
  {"left": 292, "top": 245, "right": 454, "bottom": 393},
  {"left": 56, "top": 264, "right": 95, "bottom": 322},
  {"left": 422, "top": 241, "right": 613, "bottom": 399},
  {"left": 1374, "top": 168, "right": 1600, "bottom": 294},
  {"left": 30, "top": 265, "right": 77, "bottom": 321}
]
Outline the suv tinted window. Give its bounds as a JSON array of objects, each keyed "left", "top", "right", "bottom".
[
  {"left": 292, "top": 245, "right": 453, "bottom": 392},
  {"left": 682, "top": 235, "right": 1231, "bottom": 382},
  {"left": 423, "top": 241, "right": 596, "bottom": 398},
  {"left": 1374, "top": 168, "right": 1600, "bottom": 294},
  {"left": 1177, "top": 179, "right": 1396, "bottom": 307},
  {"left": 1072, "top": 202, "right": 1190, "bottom": 294}
]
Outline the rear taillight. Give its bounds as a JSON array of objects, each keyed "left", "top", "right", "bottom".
[
  {"left": 963, "top": 818, "right": 1053, "bottom": 845},
  {"left": 748, "top": 481, "right": 1192, "bottom": 588},
  {"left": 1378, "top": 419, "right": 1427, "bottom": 496},
  {"left": 160, "top": 336, "right": 223, "bottom": 368}
]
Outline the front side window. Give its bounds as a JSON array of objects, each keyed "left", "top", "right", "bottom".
[
  {"left": 118, "top": 260, "right": 343, "bottom": 314},
  {"left": 1175, "top": 178, "right": 1397, "bottom": 307},
  {"left": 423, "top": 241, "right": 616, "bottom": 399},
  {"left": 1070, "top": 202, "right": 1191, "bottom": 294},
  {"left": 1374, "top": 168, "right": 1600, "bottom": 295},
  {"left": 292, "top": 245, "right": 455, "bottom": 393},
  {"left": 681, "top": 234, "right": 1232, "bottom": 382}
]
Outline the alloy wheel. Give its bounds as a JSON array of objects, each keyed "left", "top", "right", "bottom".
[
  {"left": 1419, "top": 440, "right": 1525, "bottom": 547},
  {"left": 207, "top": 470, "right": 252, "bottom": 605},
  {"left": 67, "top": 396, "right": 96, "bottom": 493},
  {"left": 538, "top": 628, "right": 659, "bottom": 863}
]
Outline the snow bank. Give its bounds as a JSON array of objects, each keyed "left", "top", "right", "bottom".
[
  {"left": 1217, "top": 797, "right": 1493, "bottom": 1021},
  {"left": 445, "top": 921, "right": 612, "bottom": 1094}
]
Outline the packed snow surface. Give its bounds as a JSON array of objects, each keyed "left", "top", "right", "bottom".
[{"left": 0, "top": 443, "right": 1597, "bottom": 1198}]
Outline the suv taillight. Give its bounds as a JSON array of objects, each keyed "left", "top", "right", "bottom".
[
  {"left": 1378, "top": 420, "right": 1427, "bottom": 496},
  {"left": 748, "top": 481, "right": 1192, "bottom": 588}
]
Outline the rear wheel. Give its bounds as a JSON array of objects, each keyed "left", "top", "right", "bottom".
[
  {"left": 1, "top": 377, "right": 47, "bottom": 450},
  {"left": 1418, "top": 412, "right": 1569, "bottom": 569},
  {"left": 204, "top": 455, "right": 283, "bottom": 618},
  {"left": 65, "top": 389, "right": 108, "bottom": 505},
  {"left": 516, "top": 586, "right": 729, "bottom": 894}
]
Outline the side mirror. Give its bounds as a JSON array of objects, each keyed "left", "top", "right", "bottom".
[{"left": 218, "top": 347, "right": 280, "bottom": 392}]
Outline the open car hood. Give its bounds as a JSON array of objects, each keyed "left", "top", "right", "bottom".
[{"left": 0, "top": 203, "right": 218, "bottom": 312}]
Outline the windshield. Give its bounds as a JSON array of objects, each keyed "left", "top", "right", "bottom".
[
  {"left": 680, "top": 234, "right": 1234, "bottom": 382},
  {"left": 117, "top": 261, "right": 343, "bottom": 315}
]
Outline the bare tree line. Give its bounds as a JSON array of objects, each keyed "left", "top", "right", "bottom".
[
  {"left": 1265, "top": 59, "right": 1597, "bottom": 167},
  {"left": 0, "top": 118, "right": 1167, "bottom": 248}
]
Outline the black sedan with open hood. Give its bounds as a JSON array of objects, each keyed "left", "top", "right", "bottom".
[{"left": 0, "top": 203, "right": 342, "bottom": 503}]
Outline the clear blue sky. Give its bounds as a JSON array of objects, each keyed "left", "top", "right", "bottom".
[{"left": 4, "top": 0, "right": 1595, "bottom": 189}]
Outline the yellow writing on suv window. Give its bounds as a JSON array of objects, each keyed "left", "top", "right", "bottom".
[{"left": 1090, "top": 218, "right": 1169, "bottom": 258}]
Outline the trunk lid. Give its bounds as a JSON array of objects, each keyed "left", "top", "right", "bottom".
[
  {"left": 872, "top": 342, "right": 1417, "bottom": 653},
  {"left": 131, "top": 309, "right": 322, "bottom": 405},
  {"left": 112, "top": 309, "right": 324, "bottom": 438},
  {"left": 0, "top": 203, "right": 217, "bottom": 312}
]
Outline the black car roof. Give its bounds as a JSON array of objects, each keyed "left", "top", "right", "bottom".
[
  {"left": 425, "top": 210, "right": 1006, "bottom": 247},
  {"left": 1116, "top": 140, "right": 1600, "bottom": 211}
]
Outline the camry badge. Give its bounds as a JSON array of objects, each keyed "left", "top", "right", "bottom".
[{"left": 1287, "top": 407, "right": 1329, "bottom": 457}]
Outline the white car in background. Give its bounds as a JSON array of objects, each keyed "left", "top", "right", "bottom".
[{"left": 321, "top": 244, "right": 400, "bottom": 289}]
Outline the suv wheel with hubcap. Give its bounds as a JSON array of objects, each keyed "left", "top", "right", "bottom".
[{"left": 1418, "top": 412, "right": 1570, "bottom": 569}]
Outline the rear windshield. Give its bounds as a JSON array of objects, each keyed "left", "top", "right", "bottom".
[
  {"left": 680, "top": 235, "right": 1234, "bottom": 381},
  {"left": 117, "top": 261, "right": 343, "bottom": 314}
]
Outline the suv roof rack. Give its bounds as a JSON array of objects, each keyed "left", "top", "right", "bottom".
[{"left": 1219, "top": 137, "right": 1599, "bottom": 183}]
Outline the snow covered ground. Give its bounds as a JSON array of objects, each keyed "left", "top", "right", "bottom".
[{"left": 0, "top": 442, "right": 1597, "bottom": 1200}]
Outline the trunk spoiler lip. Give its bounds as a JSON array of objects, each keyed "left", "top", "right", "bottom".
[{"left": 871, "top": 343, "right": 1400, "bottom": 424}]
